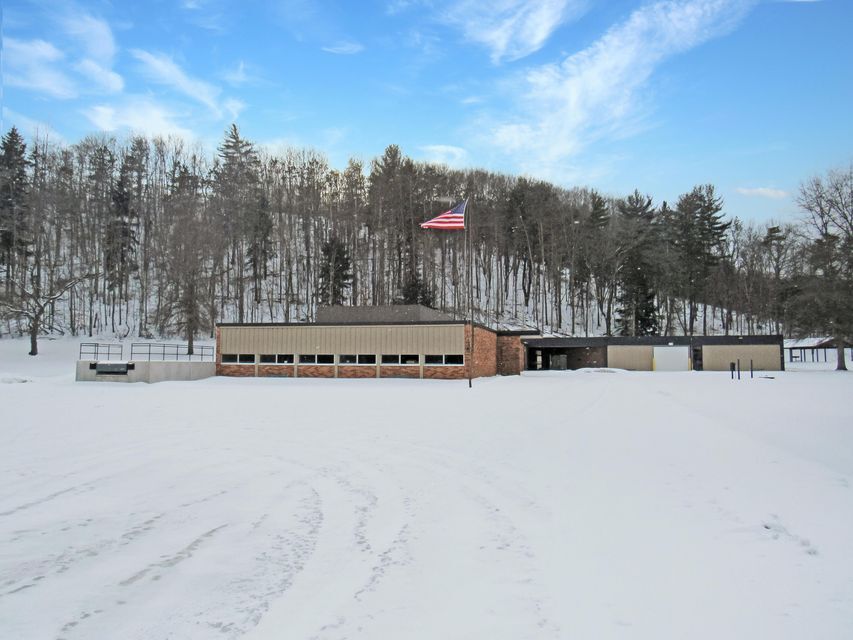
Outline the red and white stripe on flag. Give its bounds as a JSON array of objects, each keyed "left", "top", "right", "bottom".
[{"left": 420, "top": 200, "right": 466, "bottom": 229}]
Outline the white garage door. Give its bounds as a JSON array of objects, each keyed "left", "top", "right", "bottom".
[{"left": 653, "top": 346, "right": 690, "bottom": 371}]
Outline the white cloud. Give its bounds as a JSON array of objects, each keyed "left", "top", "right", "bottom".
[
  {"left": 3, "top": 37, "right": 77, "bottom": 99},
  {"left": 131, "top": 49, "right": 225, "bottom": 117},
  {"left": 736, "top": 186, "right": 789, "bottom": 199},
  {"left": 223, "top": 98, "right": 246, "bottom": 120},
  {"left": 321, "top": 41, "right": 365, "bottom": 55},
  {"left": 59, "top": 13, "right": 117, "bottom": 62},
  {"left": 75, "top": 59, "right": 124, "bottom": 93},
  {"left": 224, "top": 61, "right": 249, "bottom": 85},
  {"left": 487, "top": 0, "right": 756, "bottom": 176},
  {"left": 420, "top": 144, "right": 469, "bottom": 166},
  {"left": 83, "top": 97, "right": 194, "bottom": 139},
  {"left": 54, "top": 11, "right": 125, "bottom": 95},
  {"left": 443, "top": 0, "right": 588, "bottom": 63}
]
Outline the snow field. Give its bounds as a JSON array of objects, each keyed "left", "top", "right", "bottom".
[{"left": 0, "top": 338, "right": 851, "bottom": 639}]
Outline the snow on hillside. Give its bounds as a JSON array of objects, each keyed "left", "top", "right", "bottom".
[{"left": 0, "top": 339, "right": 851, "bottom": 639}]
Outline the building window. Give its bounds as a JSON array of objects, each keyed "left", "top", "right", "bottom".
[
  {"left": 222, "top": 354, "right": 238, "bottom": 364},
  {"left": 357, "top": 354, "right": 376, "bottom": 365},
  {"left": 339, "top": 354, "right": 357, "bottom": 364},
  {"left": 299, "top": 354, "right": 316, "bottom": 364},
  {"left": 424, "top": 355, "right": 443, "bottom": 365},
  {"left": 444, "top": 354, "right": 464, "bottom": 365},
  {"left": 317, "top": 354, "right": 334, "bottom": 365},
  {"left": 381, "top": 354, "right": 400, "bottom": 365},
  {"left": 400, "top": 354, "right": 419, "bottom": 365},
  {"left": 260, "top": 354, "right": 294, "bottom": 364},
  {"left": 238, "top": 354, "right": 255, "bottom": 364}
]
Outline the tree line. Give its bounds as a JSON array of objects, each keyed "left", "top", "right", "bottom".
[{"left": 0, "top": 125, "right": 850, "bottom": 366}]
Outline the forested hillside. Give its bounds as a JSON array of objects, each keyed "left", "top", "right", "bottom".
[{"left": 0, "top": 125, "right": 849, "bottom": 349}]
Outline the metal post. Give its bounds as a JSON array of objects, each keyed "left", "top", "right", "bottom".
[
  {"left": 737, "top": 358, "right": 741, "bottom": 380},
  {"left": 750, "top": 359, "right": 753, "bottom": 379},
  {"left": 730, "top": 362, "right": 735, "bottom": 380}
]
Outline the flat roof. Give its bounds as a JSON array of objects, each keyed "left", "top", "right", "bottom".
[{"left": 523, "top": 335, "right": 783, "bottom": 348}]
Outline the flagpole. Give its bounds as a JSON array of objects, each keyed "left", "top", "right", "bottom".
[{"left": 467, "top": 197, "right": 473, "bottom": 389}]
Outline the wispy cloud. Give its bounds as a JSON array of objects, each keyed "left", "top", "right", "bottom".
[
  {"left": 443, "top": 0, "right": 588, "bottom": 63},
  {"left": 321, "top": 41, "right": 365, "bottom": 55},
  {"left": 736, "top": 186, "right": 788, "bottom": 199},
  {"left": 4, "top": 38, "right": 77, "bottom": 99},
  {"left": 59, "top": 13, "right": 117, "bottom": 61},
  {"left": 83, "top": 96, "right": 194, "bottom": 139},
  {"left": 179, "top": 0, "right": 227, "bottom": 31},
  {"left": 56, "top": 11, "right": 124, "bottom": 94},
  {"left": 131, "top": 49, "right": 227, "bottom": 118},
  {"left": 420, "top": 144, "right": 468, "bottom": 166},
  {"left": 487, "top": 0, "right": 756, "bottom": 177},
  {"left": 75, "top": 59, "right": 124, "bottom": 93},
  {"left": 222, "top": 60, "right": 266, "bottom": 87}
]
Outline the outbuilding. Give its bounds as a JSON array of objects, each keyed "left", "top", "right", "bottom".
[{"left": 523, "top": 335, "right": 785, "bottom": 372}]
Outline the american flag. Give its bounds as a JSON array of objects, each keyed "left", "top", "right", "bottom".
[{"left": 420, "top": 199, "right": 466, "bottom": 230}]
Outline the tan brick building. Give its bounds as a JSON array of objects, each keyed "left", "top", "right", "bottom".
[{"left": 215, "top": 305, "right": 535, "bottom": 380}]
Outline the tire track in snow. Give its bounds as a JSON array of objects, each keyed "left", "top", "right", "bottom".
[{"left": 119, "top": 524, "right": 229, "bottom": 586}]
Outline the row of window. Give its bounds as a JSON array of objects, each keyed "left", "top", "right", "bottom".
[{"left": 221, "top": 353, "right": 464, "bottom": 366}]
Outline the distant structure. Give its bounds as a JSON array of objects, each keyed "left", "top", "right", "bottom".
[{"left": 524, "top": 335, "right": 784, "bottom": 372}]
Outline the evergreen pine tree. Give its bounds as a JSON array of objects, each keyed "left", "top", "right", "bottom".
[
  {"left": 0, "top": 127, "right": 31, "bottom": 289},
  {"left": 318, "top": 235, "right": 352, "bottom": 306}
]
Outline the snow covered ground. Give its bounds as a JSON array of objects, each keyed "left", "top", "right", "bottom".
[{"left": 1, "top": 338, "right": 852, "bottom": 639}]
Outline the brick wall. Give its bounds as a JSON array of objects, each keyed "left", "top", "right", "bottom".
[
  {"left": 296, "top": 365, "right": 335, "bottom": 378},
  {"left": 465, "top": 325, "right": 497, "bottom": 378},
  {"left": 337, "top": 366, "right": 377, "bottom": 379},
  {"left": 217, "top": 364, "right": 255, "bottom": 377},
  {"left": 423, "top": 366, "right": 465, "bottom": 379},
  {"left": 380, "top": 366, "right": 421, "bottom": 378},
  {"left": 257, "top": 365, "right": 295, "bottom": 377},
  {"left": 496, "top": 335, "right": 525, "bottom": 375}
]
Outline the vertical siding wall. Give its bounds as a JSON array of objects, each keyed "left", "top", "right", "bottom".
[
  {"left": 606, "top": 346, "right": 654, "bottom": 371},
  {"left": 701, "top": 345, "right": 783, "bottom": 371},
  {"left": 220, "top": 324, "right": 464, "bottom": 355}
]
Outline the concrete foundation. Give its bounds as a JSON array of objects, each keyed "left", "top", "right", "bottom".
[{"left": 76, "top": 361, "right": 215, "bottom": 383}]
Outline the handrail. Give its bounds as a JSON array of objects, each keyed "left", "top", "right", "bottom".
[
  {"left": 129, "top": 343, "right": 215, "bottom": 362},
  {"left": 79, "top": 343, "right": 123, "bottom": 361},
  {"left": 79, "top": 342, "right": 214, "bottom": 362}
]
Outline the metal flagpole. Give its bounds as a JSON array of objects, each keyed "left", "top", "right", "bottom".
[{"left": 467, "top": 198, "right": 473, "bottom": 388}]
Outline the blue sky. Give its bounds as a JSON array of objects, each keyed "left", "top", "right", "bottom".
[{"left": 2, "top": 0, "right": 851, "bottom": 222}]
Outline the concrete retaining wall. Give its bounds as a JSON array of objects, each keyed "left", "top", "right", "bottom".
[{"left": 76, "top": 361, "right": 215, "bottom": 383}]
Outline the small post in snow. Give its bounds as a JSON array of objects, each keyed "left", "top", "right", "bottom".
[
  {"left": 730, "top": 362, "right": 736, "bottom": 380},
  {"left": 737, "top": 359, "right": 741, "bottom": 380}
]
